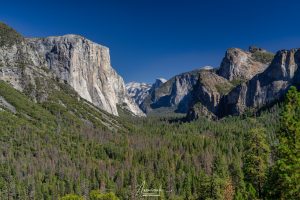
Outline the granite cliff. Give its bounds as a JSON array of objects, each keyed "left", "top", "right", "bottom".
[
  {"left": 187, "top": 70, "right": 233, "bottom": 120},
  {"left": 188, "top": 48, "right": 300, "bottom": 120},
  {"left": 140, "top": 69, "right": 207, "bottom": 114},
  {"left": 218, "top": 49, "right": 300, "bottom": 117},
  {"left": 0, "top": 23, "right": 144, "bottom": 116},
  {"left": 217, "top": 47, "right": 272, "bottom": 81},
  {"left": 126, "top": 78, "right": 166, "bottom": 107},
  {"left": 126, "top": 82, "right": 152, "bottom": 106},
  {"left": 2, "top": 22, "right": 296, "bottom": 119}
]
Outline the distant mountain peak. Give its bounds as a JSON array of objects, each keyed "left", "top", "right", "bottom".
[
  {"left": 126, "top": 78, "right": 167, "bottom": 108},
  {"left": 156, "top": 77, "right": 167, "bottom": 83},
  {"left": 201, "top": 66, "right": 214, "bottom": 70}
]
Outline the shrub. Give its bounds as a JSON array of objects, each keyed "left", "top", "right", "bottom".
[
  {"left": 0, "top": 22, "right": 23, "bottom": 47},
  {"left": 90, "top": 190, "right": 119, "bottom": 200},
  {"left": 252, "top": 51, "right": 274, "bottom": 64}
]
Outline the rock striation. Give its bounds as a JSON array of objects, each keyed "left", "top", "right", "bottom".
[
  {"left": 0, "top": 23, "right": 144, "bottom": 116},
  {"left": 217, "top": 48, "right": 270, "bottom": 81},
  {"left": 188, "top": 48, "right": 300, "bottom": 120},
  {"left": 187, "top": 70, "right": 233, "bottom": 120},
  {"left": 126, "top": 82, "right": 152, "bottom": 106},
  {"left": 126, "top": 78, "right": 167, "bottom": 108},
  {"left": 3, "top": 23, "right": 298, "bottom": 119},
  {"left": 140, "top": 69, "right": 209, "bottom": 114},
  {"left": 218, "top": 49, "right": 300, "bottom": 117}
]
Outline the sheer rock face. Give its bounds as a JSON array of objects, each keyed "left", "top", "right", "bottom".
[
  {"left": 27, "top": 35, "right": 144, "bottom": 116},
  {"left": 0, "top": 24, "right": 144, "bottom": 116},
  {"left": 218, "top": 49, "right": 300, "bottom": 117},
  {"left": 0, "top": 36, "right": 51, "bottom": 96},
  {"left": 140, "top": 69, "right": 204, "bottom": 114},
  {"left": 217, "top": 48, "right": 268, "bottom": 81},
  {"left": 126, "top": 82, "right": 152, "bottom": 106},
  {"left": 150, "top": 78, "right": 167, "bottom": 90},
  {"left": 0, "top": 44, "right": 26, "bottom": 91},
  {"left": 186, "top": 70, "right": 232, "bottom": 120},
  {"left": 126, "top": 78, "right": 167, "bottom": 107}
]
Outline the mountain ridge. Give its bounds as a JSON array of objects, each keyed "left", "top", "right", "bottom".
[
  {"left": 0, "top": 22, "right": 144, "bottom": 117},
  {"left": 1, "top": 22, "right": 297, "bottom": 120}
]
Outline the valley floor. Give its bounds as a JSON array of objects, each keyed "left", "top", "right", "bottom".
[{"left": 0, "top": 81, "right": 298, "bottom": 199}]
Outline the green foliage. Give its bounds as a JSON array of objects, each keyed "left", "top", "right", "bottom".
[
  {"left": 230, "top": 79, "right": 244, "bottom": 87},
  {"left": 265, "top": 86, "right": 300, "bottom": 199},
  {"left": 60, "top": 194, "right": 84, "bottom": 200},
  {"left": 215, "top": 82, "right": 234, "bottom": 95},
  {"left": 90, "top": 190, "right": 119, "bottom": 200},
  {"left": 251, "top": 51, "right": 274, "bottom": 64},
  {"left": 0, "top": 79, "right": 288, "bottom": 199},
  {"left": 246, "top": 183, "right": 257, "bottom": 200},
  {"left": 1, "top": 21, "right": 293, "bottom": 200},
  {"left": 243, "top": 126, "right": 270, "bottom": 198},
  {"left": 0, "top": 22, "right": 23, "bottom": 47}
]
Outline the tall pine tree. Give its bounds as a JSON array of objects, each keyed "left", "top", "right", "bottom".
[
  {"left": 266, "top": 86, "right": 300, "bottom": 199},
  {"left": 243, "top": 126, "right": 270, "bottom": 199}
]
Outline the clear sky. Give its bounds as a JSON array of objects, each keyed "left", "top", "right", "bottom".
[{"left": 1, "top": 0, "right": 300, "bottom": 83}]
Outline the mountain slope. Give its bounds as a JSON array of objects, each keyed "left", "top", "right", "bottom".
[
  {"left": 0, "top": 22, "right": 296, "bottom": 200},
  {"left": 187, "top": 47, "right": 300, "bottom": 120},
  {"left": 126, "top": 82, "right": 152, "bottom": 106},
  {"left": 140, "top": 68, "right": 210, "bottom": 114},
  {"left": 0, "top": 78, "right": 282, "bottom": 200},
  {"left": 0, "top": 22, "right": 144, "bottom": 116},
  {"left": 217, "top": 47, "right": 273, "bottom": 82},
  {"left": 187, "top": 70, "right": 233, "bottom": 120},
  {"left": 136, "top": 46, "right": 273, "bottom": 117},
  {"left": 126, "top": 78, "right": 167, "bottom": 108},
  {"left": 218, "top": 48, "right": 300, "bottom": 117}
]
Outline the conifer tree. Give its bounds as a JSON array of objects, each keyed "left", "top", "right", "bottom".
[
  {"left": 243, "top": 127, "right": 270, "bottom": 198},
  {"left": 266, "top": 86, "right": 300, "bottom": 199}
]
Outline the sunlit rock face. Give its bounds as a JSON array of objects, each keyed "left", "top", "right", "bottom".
[
  {"left": 218, "top": 49, "right": 300, "bottom": 117},
  {"left": 217, "top": 48, "right": 269, "bottom": 81},
  {"left": 140, "top": 69, "right": 210, "bottom": 114},
  {"left": 186, "top": 70, "right": 233, "bottom": 120},
  {"left": 27, "top": 35, "right": 144, "bottom": 116},
  {"left": 126, "top": 82, "right": 152, "bottom": 106}
]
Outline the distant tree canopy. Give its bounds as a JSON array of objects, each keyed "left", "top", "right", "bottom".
[
  {"left": 60, "top": 194, "right": 84, "bottom": 200},
  {"left": 90, "top": 190, "right": 119, "bottom": 200},
  {"left": 0, "top": 80, "right": 298, "bottom": 199}
]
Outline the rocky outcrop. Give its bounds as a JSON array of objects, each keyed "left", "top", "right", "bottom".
[
  {"left": 151, "top": 78, "right": 167, "bottom": 90},
  {"left": 218, "top": 49, "right": 300, "bottom": 117},
  {"left": 187, "top": 102, "right": 216, "bottom": 120},
  {"left": 126, "top": 82, "right": 152, "bottom": 106},
  {"left": 0, "top": 96, "right": 16, "bottom": 113},
  {"left": 186, "top": 70, "right": 233, "bottom": 119},
  {"left": 126, "top": 78, "right": 167, "bottom": 108},
  {"left": 26, "top": 35, "right": 144, "bottom": 116},
  {"left": 0, "top": 23, "right": 53, "bottom": 96},
  {"left": 217, "top": 48, "right": 270, "bottom": 81},
  {"left": 249, "top": 46, "right": 267, "bottom": 53},
  {"left": 28, "top": 35, "right": 143, "bottom": 115},
  {"left": 0, "top": 23, "right": 144, "bottom": 116},
  {"left": 140, "top": 68, "right": 210, "bottom": 114}
]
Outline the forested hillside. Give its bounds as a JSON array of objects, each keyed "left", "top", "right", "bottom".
[
  {"left": 0, "top": 78, "right": 298, "bottom": 199},
  {"left": 0, "top": 22, "right": 299, "bottom": 200}
]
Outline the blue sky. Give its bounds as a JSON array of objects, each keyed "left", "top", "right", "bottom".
[{"left": 1, "top": 0, "right": 300, "bottom": 83}]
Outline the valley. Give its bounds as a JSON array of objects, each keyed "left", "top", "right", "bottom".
[{"left": 0, "top": 22, "right": 299, "bottom": 199}]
